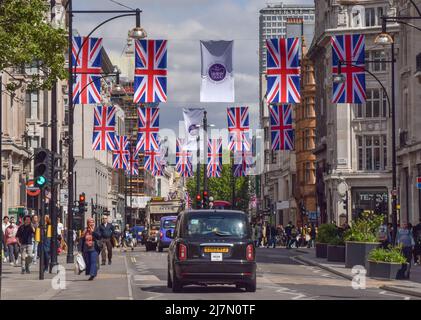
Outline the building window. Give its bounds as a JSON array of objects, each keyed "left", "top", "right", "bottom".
[
  {"left": 305, "top": 161, "right": 315, "bottom": 184},
  {"left": 367, "top": 50, "right": 387, "bottom": 72},
  {"left": 365, "top": 8, "right": 376, "bottom": 27},
  {"left": 265, "top": 150, "right": 270, "bottom": 164},
  {"left": 271, "top": 150, "right": 277, "bottom": 164},
  {"left": 25, "top": 90, "right": 39, "bottom": 120},
  {"left": 304, "top": 129, "right": 312, "bottom": 150},
  {"left": 357, "top": 135, "right": 387, "bottom": 171},
  {"left": 355, "top": 89, "right": 387, "bottom": 118}
]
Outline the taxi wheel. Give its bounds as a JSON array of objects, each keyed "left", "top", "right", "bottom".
[
  {"left": 172, "top": 269, "right": 183, "bottom": 292},
  {"left": 245, "top": 280, "right": 256, "bottom": 293},
  {"left": 158, "top": 245, "right": 163, "bottom": 252}
]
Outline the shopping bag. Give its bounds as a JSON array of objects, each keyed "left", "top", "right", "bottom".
[{"left": 75, "top": 253, "right": 86, "bottom": 274}]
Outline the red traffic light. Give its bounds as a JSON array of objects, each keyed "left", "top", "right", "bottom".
[
  {"left": 79, "top": 193, "right": 86, "bottom": 202},
  {"left": 196, "top": 194, "right": 201, "bottom": 201},
  {"left": 203, "top": 191, "right": 208, "bottom": 197}
]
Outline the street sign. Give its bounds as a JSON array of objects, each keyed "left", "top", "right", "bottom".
[
  {"left": 60, "top": 189, "right": 68, "bottom": 205},
  {"left": 26, "top": 180, "right": 41, "bottom": 197},
  {"left": 417, "top": 177, "right": 421, "bottom": 189}
]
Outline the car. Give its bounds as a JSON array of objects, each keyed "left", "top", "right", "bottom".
[
  {"left": 167, "top": 209, "right": 256, "bottom": 293},
  {"left": 157, "top": 216, "right": 177, "bottom": 252}
]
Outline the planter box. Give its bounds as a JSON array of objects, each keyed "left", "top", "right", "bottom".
[
  {"left": 368, "top": 260, "right": 409, "bottom": 280},
  {"left": 345, "top": 241, "right": 380, "bottom": 269},
  {"left": 315, "top": 243, "right": 328, "bottom": 258},
  {"left": 327, "top": 245, "right": 345, "bottom": 262}
]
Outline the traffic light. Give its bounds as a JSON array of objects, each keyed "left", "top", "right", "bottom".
[
  {"left": 33, "top": 148, "right": 52, "bottom": 188},
  {"left": 203, "top": 190, "right": 209, "bottom": 209},
  {"left": 52, "top": 152, "right": 62, "bottom": 185},
  {"left": 78, "top": 193, "right": 87, "bottom": 215},
  {"left": 343, "top": 193, "right": 348, "bottom": 212},
  {"left": 196, "top": 194, "right": 203, "bottom": 209}
]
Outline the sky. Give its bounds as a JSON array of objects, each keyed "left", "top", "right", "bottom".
[{"left": 72, "top": 0, "right": 315, "bottom": 134}]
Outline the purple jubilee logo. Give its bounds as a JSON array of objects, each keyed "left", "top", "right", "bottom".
[{"left": 208, "top": 63, "right": 227, "bottom": 82}]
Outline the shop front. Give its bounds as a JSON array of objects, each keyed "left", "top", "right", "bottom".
[{"left": 351, "top": 187, "right": 388, "bottom": 220}]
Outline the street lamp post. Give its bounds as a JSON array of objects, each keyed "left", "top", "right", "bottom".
[
  {"left": 65, "top": 1, "right": 146, "bottom": 264},
  {"left": 334, "top": 60, "right": 395, "bottom": 230},
  {"left": 374, "top": 12, "right": 421, "bottom": 243}
]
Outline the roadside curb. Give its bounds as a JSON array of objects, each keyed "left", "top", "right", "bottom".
[
  {"left": 294, "top": 255, "right": 353, "bottom": 280},
  {"left": 294, "top": 249, "right": 311, "bottom": 255},
  {"left": 295, "top": 255, "right": 421, "bottom": 298},
  {"left": 380, "top": 285, "right": 421, "bottom": 298}
]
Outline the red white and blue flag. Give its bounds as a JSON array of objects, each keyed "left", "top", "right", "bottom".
[
  {"left": 92, "top": 105, "right": 116, "bottom": 151},
  {"left": 134, "top": 39, "right": 167, "bottom": 103},
  {"left": 176, "top": 139, "right": 193, "bottom": 177},
  {"left": 144, "top": 149, "right": 161, "bottom": 176},
  {"left": 269, "top": 104, "right": 294, "bottom": 151},
  {"left": 72, "top": 36, "right": 103, "bottom": 104},
  {"left": 233, "top": 151, "right": 252, "bottom": 177},
  {"left": 331, "top": 34, "right": 366, "bottom": 103},
  {"left": 207, "top": 138, "right": 223, "bottom": 178},
  {"left": 135, "top": 107, "right": 160, "bottom": 156},
  {"left": 266, "top": 37, "right": 301, "bottom": 104},
  {"left": 112, "top": 135, "right": 130, "bottom": 170},
  {"left": 126, "top": 148, "right": 139, "bottom": 176},
  {"left": 227, "top": 107, "right": 251, "bottom": 152}
]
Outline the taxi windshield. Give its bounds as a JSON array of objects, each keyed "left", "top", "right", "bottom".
[{"left": 186, "top": 213, "right": 248, "bottom": 238}]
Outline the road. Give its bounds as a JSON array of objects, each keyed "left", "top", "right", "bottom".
[{"left": 124, "top": 246, "right": 417, "bottom": 300}]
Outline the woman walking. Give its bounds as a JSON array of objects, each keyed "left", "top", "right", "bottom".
[
  {"left": 4, "top": 219, "right": 19, "bottom": 266},
  {"left": 43, "top": 215, "right": 52, "bottom": 272},
  {"left": 79, "top": 218, "right": 101, "bottom": 280}
]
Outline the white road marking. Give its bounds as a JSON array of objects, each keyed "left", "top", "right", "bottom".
[
  {"left": 379, "top": 290, "right": 410, "bottom": 300},
  {"left": 134, "top": 275, "right": 161, "bottom": 282},
  {"left": 124, "top": 256, "right": 133, "bottom": 300}
]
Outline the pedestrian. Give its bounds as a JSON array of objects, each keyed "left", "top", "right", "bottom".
[
  {"left": 57, "top": 217, "right": 64, "bottom": 254},
  {"left": 290, "top": 225, "right": 298, "bottom": 248},
  {"left": 98, "top": 215, "right": 115, "bottom": 265},
  {"left": 122, "top": 224, "right": 134, "bottom": 252},
  {"left": 251, "top": 223, "right": 256, "bottom": 247},
  {"left": 16, "top": 215, "right": 35, "bottom": 274},
  {"left": 412, "top": 219, "right": 421, "bottom": 265},
  {"left": 257, "top": 223, "right": 263, "bottom": 247},
  {"left": 308, "top": 223, "right": 316, "bottom": 248},
  {"left": 4, "top": 218, "right": 19, "bottom": 266},
  {"left": 43, "top": 215, "right": 52, "bottom": 273},
  {"left": 31, "top": 215, "right": 40, "bottom": 264},
  {"left": 79, "top": 218, "right": 102, "bottom": 281},
  {"left": 396, "top": 223, "right": 415, "bottom": 279},
  {"left": 265, "top": 223, "right": 271, "bottom": 248},
  {"left": 285, "top": 221, "right": 292, "bottom": 249},
  {"left": 269, "top": 224, "right": 277, "bottom": 248},
  {"left": 2, "top": 216, "right": 10, "bottom": 263}
]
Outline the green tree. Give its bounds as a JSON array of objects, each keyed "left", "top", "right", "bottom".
[
  {"left": 186, "top": 163, "right": 252, "bottom": 212},
  {"left": 0, "top": 0, "right": 67, "bottom": 92}
]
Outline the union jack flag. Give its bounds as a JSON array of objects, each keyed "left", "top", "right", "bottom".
[
  {"left": 112, "top": 135, "right": 130, "bottom": 170},
  {"left": 227, "top": 107, "right": 251, "bottom": 152},
  {"left": 144, "top": 149, "right": 161, "bottom": 176},
  {"left": 266, "top": 37, "right": 301, "bottom": 104},
  {"left": 126, "top": 148, "right": 139, "bottom": 176},
  {"left": 176, "top": 139, "right": 193, "bottom": 177},
  {"left": 134, "top": 40, "right": 167, "bottom": 103},
  {"left": 331, "top": 34, "right": 366, "bottom": 103},
  {"left": 135, "top": 107, "right": 160, "bottom": 156},
  {"left": 72, "top": 36, "right": 103, "bottom": 104},
  {"left": 269, "top": 104, "right": 294, "bottom": 151},
  {"left": 207, "top": 138, "right": 222, "bottom": 178},
  {"left": 233, "top": 151, "right": 252, "bottom": 177},
  {"left": 92, "top": 105, "right": 116, "bottom": 151}
]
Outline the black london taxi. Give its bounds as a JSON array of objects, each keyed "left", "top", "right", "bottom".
[{"left": 167, "top": 210, "right": 256, "bottom": 292}]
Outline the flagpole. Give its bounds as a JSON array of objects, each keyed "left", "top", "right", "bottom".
[
  {"left": 196, "top": 135, "right": 201, "bottom": 209},
  {"left": 203, "top": 111, "right": 208, "bottom": 208},
  {"left": 231, "top": 151, "right": 235, "bottom": 209}
]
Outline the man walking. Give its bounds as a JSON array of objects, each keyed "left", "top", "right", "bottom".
[
  {"left": 16, "top": 215, "right": 35, "bottom": 274},
  {"left": 98, "top": 216, "right": 114, "bottom": 265},
  {"left": 285, "top": 221, "right": 293, "bottom": 249},
  {"left": 2, "top": 216, "right": 10, "bottom": 263}
]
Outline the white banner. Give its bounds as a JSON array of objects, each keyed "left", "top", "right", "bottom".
[
  {"left": 183, "top": 108, "right": 204, "bottom": 150},
  {"left": 200, "top": 40, "right": 234, "bottom": 102}
]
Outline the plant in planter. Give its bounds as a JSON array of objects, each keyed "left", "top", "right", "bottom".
[
  {"left": 327, "top": 233, "right": 346, "bottom": 262},
  {"left": 368, "top": 246, "right": 408, "bottom": 279},
  {"left": 315, "top": 223, "right": 337, "bottom": 259},
  {"left": 344, "top": 212, "right": 383, "bottom": 268}
]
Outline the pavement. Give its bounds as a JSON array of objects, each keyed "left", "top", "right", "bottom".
[
  {"left": 0, "top": 245, "right": 420, "bottom": 300},
  {"left": 293, "top": 247, "right": 421, "bottom": 298}
]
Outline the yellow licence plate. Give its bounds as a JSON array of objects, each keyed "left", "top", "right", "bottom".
[{"left": 204, "top": 247, "right": 229, "bottom": 253}]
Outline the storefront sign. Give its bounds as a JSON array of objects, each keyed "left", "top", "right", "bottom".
[{"left": 417, "top": 177, "right": 421, "bottom": 189}]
